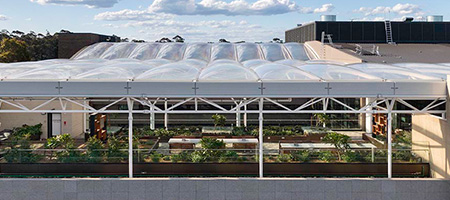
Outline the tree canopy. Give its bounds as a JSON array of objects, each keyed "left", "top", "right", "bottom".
[
  {"left": 0, "top": 38, "right": 30, "bottom": 63},
  {"left": 0, "top": 29, "right": 58, "bottom": 63}
]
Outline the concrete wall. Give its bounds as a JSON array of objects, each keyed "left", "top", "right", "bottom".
[
  {"left": 304, "top": 41, "right": 362, "bottom": 64},
  {"left": 0, "top": 100, "right": 85, "bottom": 139},
  {"left": 0, "top": 178, "right": 448, "bottom": 200}
]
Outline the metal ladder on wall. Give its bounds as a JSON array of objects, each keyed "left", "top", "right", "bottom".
[{"left": 384, "top": 20, "right": 395, "bottom": 44}]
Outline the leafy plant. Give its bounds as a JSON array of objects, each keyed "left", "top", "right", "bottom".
[
  {"left": 106, "top": 136, "right": 127, "bottom": 162},
  {"left": 291, "top": 150, "right": 312, "bottom": 162},
  {"left": 322, "top": 132, "right": 350, "bottom": 161},
  {"left": 212, "top": 114, "right": 227, "bottom": 127},
  {"left": 45, "top": 134, "right": 83, "bottom": 163},
  {"left": 276, "top": 154, "right": 292, "bottom": 163},
  {"left": 85, "top": 137, "right": 104, "bottom": 163},
  {"left": 13, "top": 123, "right": 42, "bottom": 138},
  {"left": 318, "top": 151, "right": 334, "bottom": 162},
  {"left": 219, "top": 151, "right": 239, "bottom": 163},
  {"left": 313, "top": 114, "right": 330, "bottom": 127},
  {"left": 3, "top": 136, "right": 42, "bottom": 163}
]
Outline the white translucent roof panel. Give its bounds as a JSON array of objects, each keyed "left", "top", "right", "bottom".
[
  {"left": 129, "top": 43, "right": 161, "bottom": 60},
  {"left": 72, "top": 67, "right": 135, "bottom": 80},
  {"left": 298, "top": 64, "right": 381, "bottom": 81},
  {"left": 306, "top": 60, "right": 346, "bottom": 65},
  {"left": 0, "top": 61, "right": 56, "bottom": 79},
  {"left": 72, "top": 42, "right": 113, "bottom": 60},
  {"left": 283, "top": 43, "right": 309, "bottom": 61},
  {"left": 275, "top": 59, "right": 306, "bottom": 67},
  {"left": 143, "top": 59, "right": 173, "bottom": 66},
  {"left": 242, "top": 59, "right": 271, "bottom": 68},
  {"left": 136, "top": 62, "right": 200, "bottom": 81},
  {"left": 183, "top": 43, "right": 211, "bottom": 62},
  {"left": 347, "top": 63, "right": 440, "bottom": 81},
  {"left": 392, "top": 63, "right": 450, "bottom": 80},
  {"left": 9, "top": 63, "right": 105, "bottom": 79},
  {"left": 104, "top": 62, "right": 156, "bottom": 75},
  {"left": 251, "top": 63, "right": 320, "bottom": 81},
  {"left": 260, "top": 43, "right": 287, "bottom": 61},
  {"left": 100, "top": 43, "right": 138, "bottom": 59},
  {"left": 236, "top": 43, "right": 262, "bottom": 62},
  {"left": 155, "top": 43, "right": 186, "bottom": 61},
  {"left": 199, "top": 63, "right": 258, "bottom": 82},
  {"left": 210, "top": 43, "right": 236, "bottom": 61}
]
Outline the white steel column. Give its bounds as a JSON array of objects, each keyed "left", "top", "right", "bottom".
[
  {"left": 258, "top": 97, "right": 264, "bottom": 178},
  {"left": 164, "top": 98, "right": 168, "bottom": 130},
  {"left": 150, "top": 105, "right": 155, "bottom": 130},
  {"left": 387, "top": 111, "right": 393, "bottom": 178},
  {"left": 244, "top": 98, "right": 248, "bottom": 127},
  {"left": 365, "top": 98, "right": 375, "bottom": 133},
  {"left": 127, "top": 98, "right": 134, "bottom": 178},
  {"left": 236, "top": 105, "right": 241, "bottom": 127}
]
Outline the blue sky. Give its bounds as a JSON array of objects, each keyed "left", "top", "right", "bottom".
[{"left": 0, "top": 0, "right": 448, "bottom": 42}]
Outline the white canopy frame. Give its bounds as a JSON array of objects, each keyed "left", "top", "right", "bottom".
[{"left": 0, "top": 95, "right": 446, "bottom": 178}]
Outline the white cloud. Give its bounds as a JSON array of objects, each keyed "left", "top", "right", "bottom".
[
  {"left": 0, "top": 15, "right": 8, "bottom": 21},
  {"left": 94, "top": 9, "right": 174, "bottom": 21},
  {"left": 30, "top": 0, "right": 119, "bottom": 8},
  {"left": 355, "top": 3, "right": 424, "bottom": 18},
  {"left": 148, "top": 0, "right": 298, "bottom": 16},
  {"left": 313, "top": 3, "right": 334, "bottom": 13}
]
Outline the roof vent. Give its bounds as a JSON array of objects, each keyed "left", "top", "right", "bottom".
[
  {"left": 427, "top": 15, "right": 443, "bottom": 22},
  {"left": 320, "top": 15, "right": 336, "bottom": 22},
  {"left": 403, "top": 17, "right": 414, "bottom": 22}
]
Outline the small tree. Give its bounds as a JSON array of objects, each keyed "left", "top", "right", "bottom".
[
  {"left": 313, "top": 113, "right": 330, "bottom": 127},
  {"left": 322, "top": 132, "right": 350, "bottom": 161},
  {"left": 212, "top": 114, "right": 226, "bottom": 127},
  {"left": 173, "top": 35, "right": 185, "bottom": 43}
]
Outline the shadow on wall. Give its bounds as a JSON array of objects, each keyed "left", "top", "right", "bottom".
[{"left": 412, "top": 113, "right": 450, "bottom": 178}]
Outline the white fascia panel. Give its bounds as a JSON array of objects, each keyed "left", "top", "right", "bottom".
[
  {"left": 394, "top": 81, "right": 447, "bottom": 97},
  {"left": 196, "top": 82, "right": 262, "bottom": 97},
  {"left": 0, "top": 81, "right": 59, "bottom": 96},
  {"left": 328, "top": 82, "right": 395, "bottom": 97},
  {"left": 262, "top": 82, "right": 328, "bottom": 97},
  {"left": 60, "top": 82, "right": 128, "bottom": 96},
  {"left": 128, "top": 82, "right": 195, "bottom": 97}
]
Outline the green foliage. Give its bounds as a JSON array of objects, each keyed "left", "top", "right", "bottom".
[
  {"left": 13, "top": 123, "right": 42, "bottom": 138},
  {"left": 342, "top": 151, "right": 363, "bottom": 163},
  {"left": 0, "top": 30, "right": 58, "bottom": 62},
  {"left": 276, "top": 154, "right": 292, "bottom": 163},
  {"left": 313, "top": 114, "right": 330, "bottom": 127},
  {"left": 85, "top": 137, "right": 104, "bottom": 163},
  {"left": 0, "top": 38, "right": 30, "bottom": 63},
  {"left": 249, "top": 126, "right": 304, "bottom": 136},
  {"left": 154, "top": 128, "right": 175, "bottom": 137},
  {"left": 45, "top": 134, "right": 83, "bottom": 163},
  {"left": 291, "top": 150, "right": 312, "bottom": 162},
  {"left": 3, "top": 136, "right": 42, "bottom": 163},
  {"left": 318, "top": 151, "right": 335, "bottom": 162},
  {"left": 170, "top": 151, "right": 191, "bottom": 163},
  {"left": 45, "top": 134, "right": 75, "bottom": 149},
  {"left": 219, "top": 151, "right": 239, "bottom": 163},
  {"left": 322, "top": 132, "right": 350, "bottom": 161},
  {"left": 231, "top": 127, "right": 250, "bottom": 136},
  {"left": 190, "top": 151, "right": 206, "bottom": 163},
  {"left": 393, "top": 150, "right": 414, "bottom": 162},
  {"left": 150, "top": 153, "right": 163, "bottom": 163},
  {"left": 106, "top": 136, "right": 127, "bottom": 162},
  {"left": 212, "top": 114, "right": 227, "bottom": 127},
  {"left": 394, "top": 131, "right": 412, "bottom": 145}
]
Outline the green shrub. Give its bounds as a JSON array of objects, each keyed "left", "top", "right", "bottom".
[
  {"left": 85, "top": 137, "right": 104, "bottom": 163},
  {"left": 190, "top": 151, "right": 206, "bottom": 163},
  {"left": 13, "top": 123, "right": 42, "bottom": 138},
  {"left": 318, "top": 151, "right": 335, "bottom": 162},
  {"left": 45, "top": 134, "right": 83, "bottom": 163},
  {"left": 162, "top": 155, "right": 171, "bottom": 161},
  {"left": 212, "top": 114, "right": 227, "bottom": 127},
  {"left": 276, "top": 154, "right": 292, "bottom": 163},
  {"left": 219, "top": 151, "right": 239, "bottom": 163},
  {"left": 106, "top": 136, "right": 127, "bottom": 162},
  {"left": 3, "top": 136, "right": 42, "bottom": 163},
  {"left": 291, "top": 150, "right": 312, "bottom": 162},
  {"left": 393, "top": 150, "right": 414, "bottom": 162},
  {"left": 322, "top": 132, "right": 350, "bottom": 161},
  {"left": 150, "top": 153, "right": 162, "bottom": 163}
]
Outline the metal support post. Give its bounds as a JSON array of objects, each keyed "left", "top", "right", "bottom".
[
  {"left": 244, "top": 98, "right": 248, "bottom": 127},
  {"left": 150, "top": 105, "right": 155, "bottom": 130},
  {"left": 258, "top": 98, "right": 264, "bottom": 178},
  {"left": 164, "top": 98, "right": 168, "bottom": 130},
  {"left": 127, "top": 98, "right": 134, "bottom": 178},
  {"left": 365, "top": 98, "right": 375, "bottom": 133},
  {"left": 387, "top": 111, "right": 393, "bottom": 178},
  {"left": 236, "top": 105, "right": 241, "bottom": 127}
]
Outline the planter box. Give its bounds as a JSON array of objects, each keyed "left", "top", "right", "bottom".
[{"left": 0, "top": 163, "right": 429, "bottom": 177}]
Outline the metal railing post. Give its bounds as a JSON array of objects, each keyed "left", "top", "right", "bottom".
[{"left": 387, "top": 111, "right": 393, "bottom": 178}]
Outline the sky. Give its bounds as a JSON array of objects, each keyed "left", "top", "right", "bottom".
[{"left": 0, "top": 0, "right": 448, "bottom": 42}]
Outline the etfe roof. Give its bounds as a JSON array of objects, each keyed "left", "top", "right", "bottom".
[{"left": 0, "top": 42, "right": 447, "bottom": 98}]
